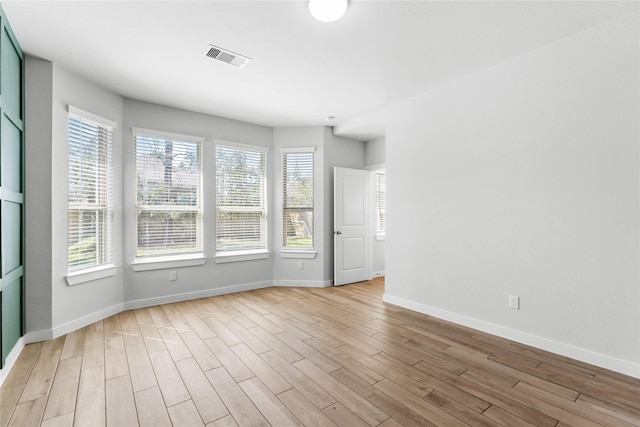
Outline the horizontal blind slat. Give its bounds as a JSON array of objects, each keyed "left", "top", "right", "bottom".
[
  {"left": 216, "top": 144, "right": 267, "bottom": 251},
  {"left": 68, "top": 113, "right": 114, "bottom": 271},
  {"left": 135, "top": 132, "right": 203, "bottom": 257},
  {"left": 283, "top": 152, "right": 314, "bottom": 248}
]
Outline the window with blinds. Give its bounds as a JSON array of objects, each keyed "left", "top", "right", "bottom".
[
  {"left": 283, "top": 151, "right": 314, "bottom": 249},
  {"left": 215, "top": 143, "right": 267, "bottom": 252},
  {"left": 375, "top": 170, "right": 386, "bottom": 233},
  {"left": 134, "top": 129, "right": 202, "bottom": 257},
  {"left": 68, "top": 107, "right": 115, "bottom": 272}
]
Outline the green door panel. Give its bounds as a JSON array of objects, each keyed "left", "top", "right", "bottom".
[
  {"left": 1, "top": 26, "right": 23, "bottom": 120},
  {"left": 1, "top": 278, "right": 21, "bottom": 363},
  {"left": 0, "top": 5, "right": 24, "bottom": 368},
  {"left": 2, "top": 115, "right": 23, "bottom": 193},
  {"left": 2, "top": 201, "right": 22, "bottom": 274}
]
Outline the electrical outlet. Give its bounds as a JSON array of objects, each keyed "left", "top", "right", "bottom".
[
  {"left": 169, "top": 270, "right": 177, "bottom": 281},
  {"left": 297, "top": 261, "right": 304, "bottom": 270},
  {"left": 508, "top": 295, "right": 520, "bottom": 310}
]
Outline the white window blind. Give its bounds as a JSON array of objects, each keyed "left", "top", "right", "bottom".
[
  {"left": 68, "top": 108, "right": 114, "bottom": 272},
  {"left": 375, "top": 170, "right": 386, "bottom": 233},
  {"left": 283, "top": 151, "right": 314, "bottom": 249},
  {"left": 135, "top": 130, "right": 202, "bottom": 257},
  {"left": 216, "top": 143, "right": 267, "bottom": 252}
]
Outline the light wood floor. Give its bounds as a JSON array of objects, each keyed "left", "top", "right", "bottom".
[{"left": 1, "top": 277, "right": 639, "bottom": 426}]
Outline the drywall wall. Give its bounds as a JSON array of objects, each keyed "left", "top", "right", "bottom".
[
  {"left": 272, "top": 127, "right": 326, "bottom": 286},
  {"left": 50, "top": 64, "right": 125, "bottom": 332},
  {"left": 322, "top": 128, "right": 367, "bottom": 282},
  {"left": 24, "top": 56, "right": 53, "bottom": 334},
  {"left": 122, "top": 99, "right": 275, "bottom": 306},
  {"left": 385, "top": 11, "right": 640, "bottom": 376},
  {"left": 365, "top": 137, "right": 386, "bottom": 277},
  {"left": 25, "top": 58, "right": 125, "bottom": 337},
  {"left": 272, "top": 127, "right": 366, "bottom": 285},
  {"left": 365, "top": 137, "right": 385, "bottom": 167}
]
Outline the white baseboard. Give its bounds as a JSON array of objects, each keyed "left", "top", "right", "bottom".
[
  {"left": 0, "top": 337, "right": 25, "bottom": 387},
  {"left": 123, "top": 281, "right": 273, "bottom": 310},
  {"left": 55, "top": 303, "right": 124, "bottom": 338},
  {"left": 24, "top": 303, "right": 125, "bottom": 344},
  {"left": 24, "top": 329, "right": 53, "bottom": 343},
  {"left": 273, "top": 279, "right": 333, "bottom": 288},
  {"left": 383, "top": 293, "right": 640, "bottom": 379}
]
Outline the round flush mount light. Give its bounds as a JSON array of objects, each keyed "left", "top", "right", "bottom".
[
  {"left": 325, "top": 115, "right": 337, "bottom": 122},
  {"left": 308, "top": 0, "right": 349, "bottom": 22}
]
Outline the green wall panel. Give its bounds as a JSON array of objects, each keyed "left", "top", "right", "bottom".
[
  {"left": 1, "top": 116, "right": 22, "bottom": 193},
  {"left": 1, "top": 27, "right": 22, "bottom": 120},
  {"left": 0, "top": 5, "right": 24, "bottom": 368},
  {"left": 2, "top": 201, "right": 22, "bottom": 274},
  {"left": 1, "top": 278, "right": 21, "bottom": 363}
]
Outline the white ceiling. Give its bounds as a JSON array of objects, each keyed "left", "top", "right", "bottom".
[{"left": 3, "top": 1, "right": 637, "bottom": 140}]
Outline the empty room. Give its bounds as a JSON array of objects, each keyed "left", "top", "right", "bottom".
[{"left": 0, "top": 1, "right": 639, "bottom": 426}]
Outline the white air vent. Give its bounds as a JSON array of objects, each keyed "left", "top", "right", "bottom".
[{"left": 205, "top": 45, "right": 250, "bottom": 68}]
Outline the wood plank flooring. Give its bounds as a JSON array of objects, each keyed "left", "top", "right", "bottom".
[{"left": 1, "top": 277, "right": 639, "bottom": 426}]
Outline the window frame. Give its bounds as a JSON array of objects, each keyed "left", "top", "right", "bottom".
[
  {"left": 214, "top": 140, "right": 269, "bottom": 259},
  {"left": 281, "top": 147, "right": 315, "bottom": 253},
  {"left": 375, "top": 169, "right": 386, "bottom": 236},
  {"left": 66, "top": 106, "right": 116, "bottom": 281},
  {"left": 132, "top": 127, "right": 204, "bottom": 262}
]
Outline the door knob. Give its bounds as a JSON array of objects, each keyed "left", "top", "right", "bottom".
[{"left": 335, "top": 231, "right": 342, "bottom": 235}]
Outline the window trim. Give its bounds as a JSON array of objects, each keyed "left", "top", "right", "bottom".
[
  {"left": 131, "top": 253, "right": 206, "bottom": 272},
  {"left": 133, "top": 128, "right": 204, "bottom": 259},
  {"left": 67, "top": 106, "right": 116, "bottom": 274},
  {"left": 375, "top": 169, "right": 386, "bottom": 235},
  {"left": 65, "top": 264, "right": 118, "bottom": 286},
  {"left": 214, "top": 249, "right": 270, "bottom": 264},
  {"left": 282, "top": 147, "right": 315, "bottom": 251},
  {"left": 215, "top": 140, "right": 269, "bottom": 255}
]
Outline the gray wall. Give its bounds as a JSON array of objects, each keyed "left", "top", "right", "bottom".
[
  {"left": 272, "top": 127, "right": 325, "bottom": 286},
  {"left": 25, "top": 58, "right": 125, "bottom": 337},
  {"left": 25, "top": 56, "right": 53, "bottom": 334},
  {"left": 24, "top": 79, "right": 368, "bottom": 338},
  {"left": 272, "top": 127, "right": 366, "bottom": 285},
  {"left": 385, "top": 11, "right": 639, "bottom": 376},
  {"left": 365, "top": 137, "right": 386, "bottom": 276},
  {"left": 323, "top": 128, "right": 367, "bottom": 281},
  {"left": 365, "top": 137, "right": 385, "bottom": 167},
  {"left": 122, "top": 99, "right": 275, "bottom": 306}
]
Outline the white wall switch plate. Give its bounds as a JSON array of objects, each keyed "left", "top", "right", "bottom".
[{"left": 508, "top": 295, "right": 520, "bottom": 310}]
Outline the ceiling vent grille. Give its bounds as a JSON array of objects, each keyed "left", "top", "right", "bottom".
[{"left": 205, "top": 45, "right": 250, "bottom": 69}]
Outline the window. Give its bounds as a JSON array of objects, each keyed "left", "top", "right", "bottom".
[
  {"left": 216, "top": 142, "right": 267, "bottom": 252},
  {"left": 283, "top": 150, "right": 314, "bottom": 249},
  {"left": 68, "top": 107, "right": 115, "bottom": 272},
  {"left": 134, "top": 129, "right": 202, "bottom": 258},
  {"left": 375, "top": 170, "right": 386, "bottom": 233}
]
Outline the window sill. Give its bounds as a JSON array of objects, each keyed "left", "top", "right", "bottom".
[
  {"left": 131, "top": 254, "right": 206, "bottom": 272},
  {"left": 280, "top": 250, "right": 317, "bottom": 259},
  {"left": 375, "top": 233, "right": 386, "bottom": 241},
  {"left": 214, "top": 250, "right": 270, "bottom": 264},
  {"left": 66, "top": 264, "right": 118, "bottom": 286}
]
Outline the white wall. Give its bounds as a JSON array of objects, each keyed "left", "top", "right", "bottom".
[
  {"left": 24, "top": 56, "right": 53, "bottom": 334},
  {"left": 272, "top": 127, "right": 325, "bottom": 286},
  {"left": 385, "top": 12, "right": 640, "bottom": 377},
  {"left": 25, "top": 58, "right": 125, "bottom": 338},
  {"left": 323, "top": 128, "right": 367, "bottom": 281},
  {"left": 365, "top": 137, "right": 385, "bottom": 167},
  {"left": 272, "top": 127, "right": 365, "bottom": 286},
  {"left": 365, "top": 137, "right": 386, "bottom": 276},
  {"left": 122, "top": 99, "right": 274, "bottom": 307}
]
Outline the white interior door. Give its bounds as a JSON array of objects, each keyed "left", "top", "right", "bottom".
[{"left": 334, "top": 167, "right": 371, "bottom": 286}]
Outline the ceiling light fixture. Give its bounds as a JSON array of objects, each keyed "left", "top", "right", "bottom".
[{"left": 308, "top": 0, "right": 348, "bottom": 22}]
